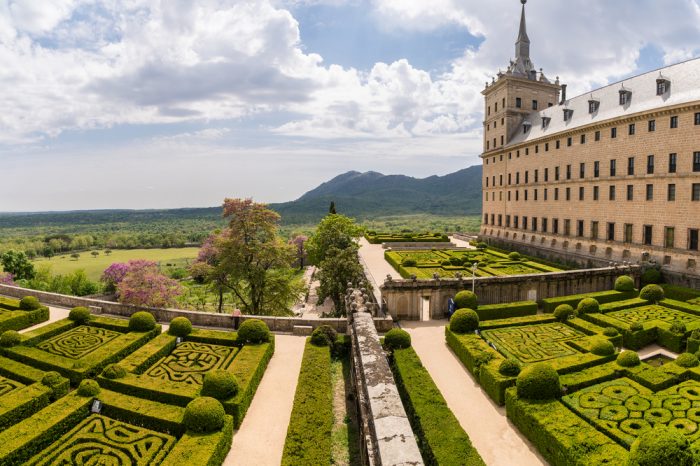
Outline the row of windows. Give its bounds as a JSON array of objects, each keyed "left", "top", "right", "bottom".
[
  {"left": 484, "top": 152, "right": 700, "bottom": 187},
  {"left": 487, "top": 97, "right": 554, "bottom": 116},
  {"left": 483, "top": 215, "right": 700, "bottom": 251},
  {"left": 485, "top": 112, "right": 700, "bottom": 155},
  {"left": 484, "top": 183, "right": 700, "bottom": 202}
]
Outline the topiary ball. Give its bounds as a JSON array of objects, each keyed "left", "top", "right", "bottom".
[
  {"left": 674, "top": 353, "right": 699, "bottom": 368},
  {"left": 183, "top": 397, "right": 226, "bottom": 433},
  {"left": 576, "top": 298, "right": 600, "bottom": 315},
  {"left": 310, "top": 325, "right": 338, "bottom": 347},
  {"left": 102, "top": 363, "right": 127, "bottom": 379},
  {"left": 641, "top": 268, "right": 662, "bottom": 285},
  {"left": 0, "top": 330, "right": 21, "bottom": 347},
  {"left": 516, "top": 363, "right": 561, "bottom": 400},
  {"left": 237, "top": 319, "right": 270, "bottom": 344},
  {"left": 691, "top": 329, "right": 700, "bottom": 340},
  {"left": 508, "top": 252, "right": 521, "bottom": 260},
  {"left": 640, "top": 284, "right": 665, "bottom": 303},
  {"left": 603, "top": 327, "right": 619, "bottom": 337},
  {"left": 499, "top": 359, "right": 521, "bottom": 377},
  {"left": 201, "top": 369, "right": 239, "bottom": 400},
  {"left": 630, "top": 322, "right": 644, "bottom": 332},
  {"left": 617, "top": 351, "right": 641, "bottom": 367},
  {"left": 384, "top": 328, "right": 411, "bottom": 350},
  {"left": 77, "top": 379, "right": 101, "bottom": 397},
  {"left": 40, "top": 371, "right": 68, "bottom": 399},
  {"left": 168, "top": 317, "right": 193, "bottom": 337},
  {"left": 614, "top": 275, "right": 635, "bottom": 292},
  {"left": 454, "top": 291, "right": 478, "bottom": 310},
  {"left": 590, "top": 339, "right": 616, "bottom": 356},
  {"left": 450, "top": 308, "right": 479, "bottom": 334},
  {"left": 628, "top": 425, "right": 693, "bottom": 466},
  {"left": 19, "top": 296, "right": 41, "bottom": 311},
  {"left": 68, "top": 306, "right": 91, "bottom": 324},
  {"left": 129, "top": 311, "right": 156, "bottom": 332},
  {"left": 670, "top": 320, "right": 687, "bottom": 335},
  {"left": 553, "top": 304, "right": 575, "bottom": 322}
]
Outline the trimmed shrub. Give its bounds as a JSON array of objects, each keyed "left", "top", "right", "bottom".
[
  {"left": 641, "top": 268, "right": 662, "bottom": 285},
  {"left": 450, "top": 309, "right": 479, "bottom": 334},
  {"left": 692, "top": 330, "right": 700, "bottom": 340},
  {"left": 516, "top": 363, "right": 560, "bottom": 400},
  {"left": 508, "top": 252, "right": 521, "bottom": 260},
  {"left": 640, "top": 284, "right": 665, "bottom": 303},
  {"left": 384, "top": 328, "right": 411, "bottom": 350},
  {"left": 454, "top": 291, "right": 478, "bottom": 310},
  {"left": 129, "top": 311, "right": 156, "bottom": 332},
  {"left": 590, "top": 339, "right": 615, "bottom": 356},
  {"left": 0, "top": 330, "right": 21, "bottom": 347},
  {"left": 201, "top": 369, "right": 239, "bottom": 400},
  {"left": 19, "top": 296, "right": 41, "bottom": 311},
  {"left": 499, "top": 359, "right": 521, "bottom": 377},
  {"left": 476, "top": 301, "right": 538, "bottom": 321},
  {"left": 628, "top": 425, "right": 693, "bottom": 466},
  {"left": 41, "top": 371, "right": 69, "bottom": 399},
  {"left": 183, "top": 397, "right": 226, "bottom": 433},
  {"left": 310, "top": 325, "right": 337, "bottom": 347},
  {"left": 441, "top": 260, "right": 451, "bottom": 267},
  {"left": 603, "top": 327, "right": 619, "bottom": 337},
  {"left": 68, "top": 306, "right": 91, "bottom": 324},
  {"left": 670, "top": 320, "right": 687, "bottom": 335},
  {"left": 401, "top": 259, "right": 417, "bottom": 267},
  {"left": 630, "top": 322, "right": 644, "bottom": 332},
  {"left": 616, "top": 351, "right": 641, "bottom": 367},
  {"left": 168, "top": 317, "right": 193, "bottom": 337},
  {"left": 614, "top": 275, "right": 635, "bottom": 292},
  {"left": 237, "top": 319, "right": 271, "bottom": 344},
  {"left": 576, "top": 298, "right": 599, "bottom": 315},
  {"left": 102, "top": 363, "right": 127, "bottom": 379},
  {"left": 553, "top": 304, "right": 575, "bottom": 322},
  {"left": 77, "top": 379, "right": 101, "bottom": 397},
  {"left": 674, "top": 353, "right": 699, "bottom": 368},
  {"left": 449, "top": 257, "right": 463, "bottom": 266}
]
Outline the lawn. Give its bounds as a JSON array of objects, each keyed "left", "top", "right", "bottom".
[{"left": 30, "top": 247, "right": 200, "bottom": 281}]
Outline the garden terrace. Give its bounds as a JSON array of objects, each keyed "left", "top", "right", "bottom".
[
  {"left": 0, "top": 316, "right": 160, "bottom": 385},
  {"left": 385, "top": 247, "right": 563, "bottom": 279},
  {"left": 0, "top": 296, "right": 49, "bottom": 333},
  {"left": 365, "top": 231, "right": 449, "bottom": 244},
  {"left": 97, "top": 327, "right": 274, "bottom": 428},
  {"left": 0, "top": 389, "right": 232, "bottom": 465}
]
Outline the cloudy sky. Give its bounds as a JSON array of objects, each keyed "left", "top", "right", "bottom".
[{"left": 1, "top": 0, "right": 699, "bottom": 211}]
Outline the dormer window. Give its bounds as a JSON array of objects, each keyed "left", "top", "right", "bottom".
[
  {"left": 541, "top": 117, "right": 551, "bottom": 129},
  {"left": 563, "top": 109, "right": 574, "bottom": 122},
  {"left": 588, "top": 99, "right": 600, "bottom": 114},
  {"left": 656, "top": 77, "right": 670, "bottom": 95},
  {"left": 619, "top": 89, "right": 632, "bottom": 105},
  {"left": 523, "top": 120, "right": 532, "bottom": 134}
]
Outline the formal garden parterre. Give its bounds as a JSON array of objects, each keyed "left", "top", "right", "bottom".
[
  {"left": 0, "top": 296, "right": 49, "bottom": 334},
  {"left": 446, "top": 278, "right": 700, "bottom": 464},
  {"left": 365, "top": 231, "right": 449, "bottom": 244}
]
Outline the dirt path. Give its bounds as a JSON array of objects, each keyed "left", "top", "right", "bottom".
[
  {"left": 225, "top": 334, "right": 307, "bottom": 466},
  {"left": 402, "top": 320, "right": 546, "bottom": 466}
]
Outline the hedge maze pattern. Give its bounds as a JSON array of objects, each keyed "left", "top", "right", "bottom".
[
  {"left": 0, "top": 376, "right": 23, "bottom": 397},
  {"left": 146, "top": 341, "right": 238, "bottom": 385},
  {"left": 607, "top": 305, "right": 699, "bottom": 326},
  {"left": 28, "top": 414, "right": 175, "bottom": 466},
  {"left": 564, "top": 379, "right": 700, "bottom": 447},
  {"left": 38, "top": 326, "right": 122, "bottom": 359},
  {"left": 481, "top": 323, "right": 585, "bottom": 364}
]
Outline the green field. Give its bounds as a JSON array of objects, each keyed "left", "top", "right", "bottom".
[{"left": 30, "top": 248, "right": 200, "bottom": 281}]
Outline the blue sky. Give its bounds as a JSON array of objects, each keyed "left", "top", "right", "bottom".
[{"left": 0, "top": 0, "right": 698, "bottom": 211}]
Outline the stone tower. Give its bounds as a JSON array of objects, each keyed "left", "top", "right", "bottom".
[{"left": 481, "top": 0, "right": 561, "bottom": 154}]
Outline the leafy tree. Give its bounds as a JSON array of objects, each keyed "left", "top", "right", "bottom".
[
  {"left": 0, "top": 250, "right": 35, "bottom": 280},
  {"left": 117, "top": 261, "right": 182, "bottom": 308},
  {"left": 189, "top": 233, "right": 229, "bottom": 313},
  {"left": 290, "top": 235, "right": 308, "bottom": 269},
  {"left": 91, "top": 251, "right": 100, "bottom": 259},
  {"left": 105, "top": 250, "right": 112, "bottom": 256},
  {"left": 70, "top": 253, "right": 80, "bottom": 261},
  {"left": 316, "top": 246, "right": 365, "bottom": 316},
  {"left": 329, "top": 201, "right": 336, "bottom": 214},
  {"left": 306, "top": 214, "right": 363, "bottom": 264}
]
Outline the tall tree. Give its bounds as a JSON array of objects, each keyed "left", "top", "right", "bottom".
[
  {"left": 306, "top": 214, "right": 363, "bottom": 265},
  {"left": 316, "top": 246, "right": 365, "bottom": 316},
  {"left": 329, "top": 201, "right": 336, "bottom": 214},
  {"left": 0, "top": 250, "right": 35, "bottom": 280}
]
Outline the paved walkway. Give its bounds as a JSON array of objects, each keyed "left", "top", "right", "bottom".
[
  {"left": 225, "top": 334, "right": 307, "bottom": 466},
  {"left": 19, "top": 304, "right": 70, "bottom": 333},
  {"left": 358, "top": 237, "right": 400, "bottom": 284},
  {"left": 449, "top": 235, "right": 477, "bottom": 249},
  {"left": 401, "top": 320, "right": 546, "bottom": 466}
]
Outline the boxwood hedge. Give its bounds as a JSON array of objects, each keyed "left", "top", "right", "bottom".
[{"left": 542, "top": 290, "right": 638, "bottom": 313}]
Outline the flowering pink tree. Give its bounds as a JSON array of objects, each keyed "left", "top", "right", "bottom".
[
  {"left": 189, "top": 232, "right": 229, "bottom": 313},
  {"left": 101, "top": 262, "right": 130, "bottom": 293},
  {"left": 116, "top": 261, "right": 182, "bottom": 308},
  {"left": 0, "top": 272, "right": 16, "bottom": 286}
]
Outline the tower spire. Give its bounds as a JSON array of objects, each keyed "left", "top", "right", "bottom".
[{"left": 512, "top": 0, "right": 534, "bottom": 78}]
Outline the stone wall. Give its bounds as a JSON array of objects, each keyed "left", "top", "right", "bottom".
[
  {"left": 381, "top": 265, "right": 641, "bottom": 320},
  {"left": 0, "top": 283, "right": 393, "bottom": 333}
]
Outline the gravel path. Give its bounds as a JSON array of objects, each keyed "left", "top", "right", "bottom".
[
  {"left": 225, "top": 334, "right": 307, "bottom": 466},
  {"left": 402, "top": 320, "right": 546, "bottom": 466}
]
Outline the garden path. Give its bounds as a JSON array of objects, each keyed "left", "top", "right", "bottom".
[
  {"left": 19, "top": 304, "right": 70, "bottom": 333},
  {"left": 357, "top": 237, "right": 400, "bottom": 285},
  {"left": 402, "top": 320, "right": 547, "bottom": 466},
  {"left": 225, "top": 334, "right": 306, "bottom": 466}
]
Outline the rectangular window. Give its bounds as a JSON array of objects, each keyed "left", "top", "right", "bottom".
[
  {"left": 648, "top": 120, "right": 656, "bottom": 132},
  {"left": 690, "top": 229, "right": 699, "bottom": 251},
  {"left": 566, "top": 187, "right": 571, "bottom": 201},
  {"left": 627, "top": 185, "right": 634, "bottom": 201},
  {"left": 553, "top": 218, "right": 559, "bottom": 234},
  {"left": 567, "top": 137, "right": 572, "bottom": 147},
  {"left": 647, "top": 155, "right": 654, "bottom": 174},
  {"left": 542, "top": 218, "right": 548, "bottom": 233},
  {"left": 516, "top": 97, "right": 522, "bottom": 108},
  {"left": 544, "top": 168, "right": 549, "bottom": 182},
  {"left": 627, "top": 157, "right": 635, "bottom": 176},
  {"left": 610, "top": 159, "right": 617, "bottom": 177},
  {"left": 646, "top": 184, "right": 654, "bottom": 201},
  {"left": 579, "top": 186, "right": 584, "bottom": 201},
  {"left": 609, "top": 185, "right": 616, "bottom": 200},
  {"left": 629, "top": 123, "right": 635, "bottom": 135},
  {"left": 498, "top": 215, "right": 503, "bottom": 226},
  {"left": 580, "top": 134, "right": 586, "bottom": 144},
  {"left": 555, "top": 167, "right": 560, "bottom": 181},
  {"left": 693, "top": 183, "right": 700, "bottom": 201},
  {"left": 607, "top": 223, "right": 615, "bottom": 241},
  {"left": 665, "top": 227, "right": 675, "bottom": 249},
  {"left": 594, "top": 161, "right": 600, "bottom": 177},
  {"left": 595, "top": 130, "right": 601, "bottom": 141},
  {"left": 669, "top": 153, "right": 677, "bottom": 173},
  {"left": 657, "top": 81, "right": 669, "bottom": 95},
  {"left": 532, "top": 217, "right": 538, "bottom": 232},
  {"left": 671, "top": 115, "right": 678, "bottom": 129},
  {"left": 554, "top": 188, "right": 559, "bottom": 201},
  {"left": 564, "top": 219, "right": 571, "bottom": 236},
  {"left": 525, "top": 171, "right": 529, "bottom": 183},
  {"left": 580, "top": 163, "right": 585, "bottom": 179},
  {"left": 534, "top": 169, "right": 538, "bottom": 183},
  {"left": 566, "top": 165, "right": 572, "bottom": 180},
  {"left": 514, "top": 216, "right": 519, "bottom": 228},
  {"left": 516, "top": 172, "right": 520, "bottom": 184},
  {"left": 515, "top": 190, "right": 519, "bottom": 201},
  {"left": 643, "top": 225, "right": 653, "bottom": 246},
  {"left": 611, "top": 127, "right": 617, "bottom": 139},
  {"left": 545, "top": 143, "right": 549, "bottom": 152},
  {"left": 484, "top": 214, "right": 488, "bottom": 224},
  {"left": 593, "top": 186, "right": 600, "bottom": 201},
  {"left": 535, "top": 145, "right": 539, "bottom": 154},
  {"left": 506, "top": 215, "right": 511, "bottom": 227},
  {"left": 624, "top": 224, "right": 633, "bottom": 243},
  {"left": 591, "top": 221, "right": 599, "bottom": 240},
  {"left": 556, "top": 140, "right": 561, "bottom": 150},
  {"left": 668, "top": 184, "right": 676, "bottom": 201},
  {"left": 695, "top": 113, "right": 700, "bottom": 125},
  {"left": 532, "top": 100, "right": 538, "bottom": 110},
  {"left": 534, "top": 189, "right": 538, "bottom": 201},
  {"left": 524, "top": 190, "right": 528, "bottom": 201},
  {"left": 694, "top": 152, "right": 700, "bottom": 172},
  {"left": 577, "top": 220, "right": 584, "bottom": 237},
  {"left": 544, "top": 188, "right": 548, "bottom": 201},
  {"left": 523, "top": 217, "right": 528, "bottom": 230}
]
